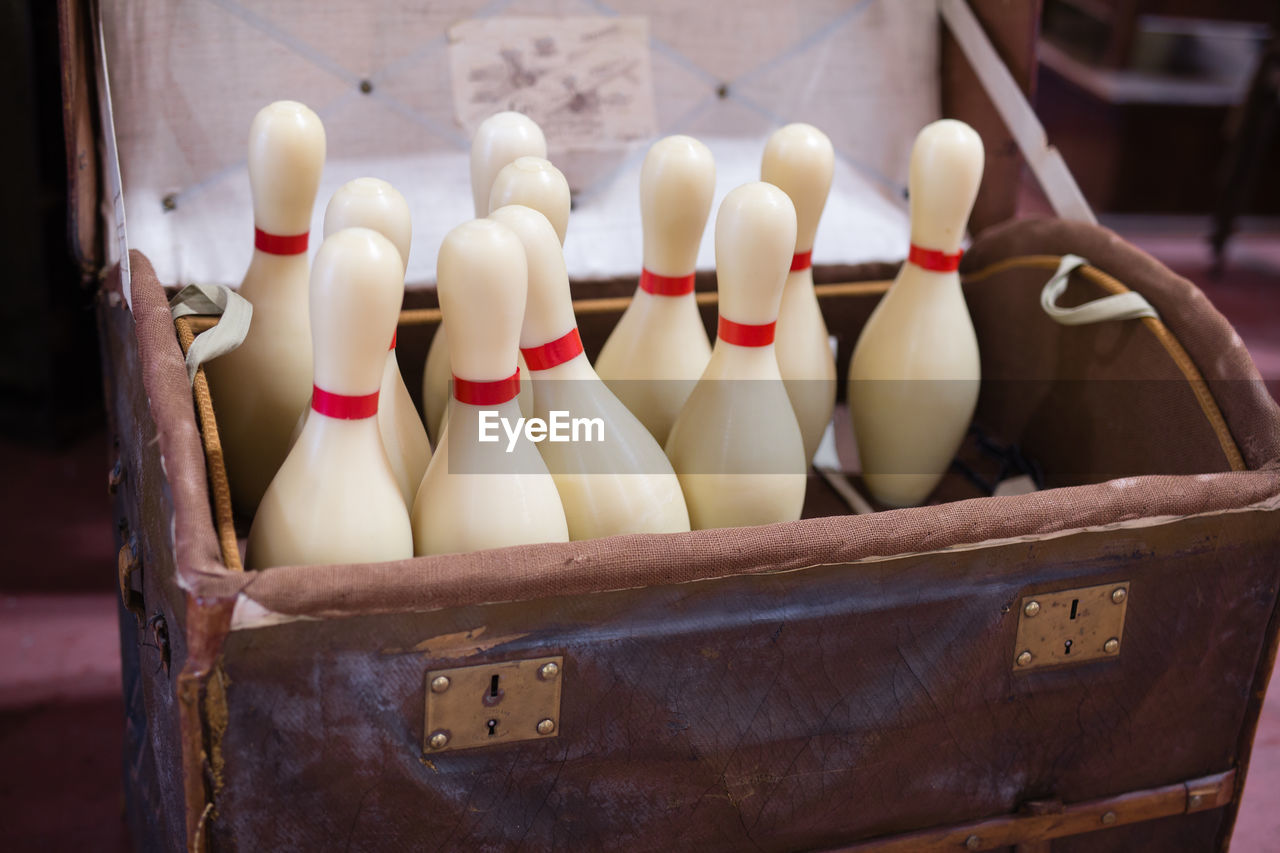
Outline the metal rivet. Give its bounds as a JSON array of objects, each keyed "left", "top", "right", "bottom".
[
  {"left": 1101, "top": 810, "right": 1116, "bottom": 825},
  {"left": 162, "top": 193, "right": 177, "bottom": 212},
  {"left": 1189, "top": 794, "right": 1204, "bottom": 809},
  {"left": 1111, "top": 587, "right": 1127, "bottom": 604},
  {"left": 536, "top": 718, "right": 556, "bottom": 735},
  {"left": 1023, "top": 600, "right": 1041, "bottom": 617},
  {"left": 428, "top": 731, "right": 449, "bottom": 750},
  {"left": 1104, "top": 638, "right": 1120, "bottom": 654},
  {"left": 1016, "top": 650, "right": 1033, "bottom": 667},
  {"left": 430, "top": 675, "right": 450, "bottom": 693},
  {"left": 359, "top": 79, "right": 373, "bottom": 94},
  {"left": 965, "top": 834, "right": 981, "bottom": 850},
  {"left": 108, "top": 458, "right": 124, "bottom": 495},
  {"left": 538, "top": 662, "right": 560, "bottom": 681}
]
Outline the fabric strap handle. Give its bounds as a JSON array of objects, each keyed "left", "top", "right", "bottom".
[
  {"left": 1040, "top": 255, "right": 1158, "bottom": 326},
  {"left": 169, "top": 283, "right": 253, "bottom": 384}
]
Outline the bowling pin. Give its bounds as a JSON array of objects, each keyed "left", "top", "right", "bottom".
[
  {"left": 595, "top": 136, "right": 715, "bottom": 445},
  {"left": 665, "top": 182, "right": 806, "bottom": 530},
  {"left": 490, "top": 156, "right": 571, "bottom": 244},
  {"left": 205, "top": 101, "right": 325, "bottom": 515},
  {"left": 247, "top": 228, "right": 413, "bottom": 568},
  {"left": 321, "top": 178, "right": 431, "bottom": 510},
  {"left": 411, "top": 219, "right": 569, "bottom": 556},
  {"left": 762, "top": 123, "right": 837, "bottom": 464},
  {"left": 847, "top": 119, "right": 984, "bottom": 508},
  {"left": 489, "top": 204, "right": 690, "bottom": 540},
  {"left": 423, "top": 112, "right": 545, "bottom": 442}
]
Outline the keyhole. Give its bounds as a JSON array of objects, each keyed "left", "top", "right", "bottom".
[
  {"left": 1069, "top": 599, "right": 1079, "bottom": 620},
  {"left": 487, "top": 718, "right": 498, "bottom": 736},
  {"left": 489, "top": 675, "right": 500, "bottom": 697},
  {"left": 482, "top": 673, "right": 504, "bottom": 707},
  {"left": 1064, "top": 639, "right": 1073, "bottom": 655}
]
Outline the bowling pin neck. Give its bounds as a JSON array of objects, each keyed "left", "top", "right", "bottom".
[
  {"left": 521, "top": 327, "right": 587, "bottom": 379},
  {"left": 524, "top": 349, "right": 592, "bottom": 381},
  {"left": 892, "top": 253, "right": 964, "bottom": 298},
  {"left": 310, "top": 384, "right": 379, "bottom": 422},
  {"left": 640, "top": 136, "right": 715, "bottom": 276},
  {"left": 906, "top": 243, "right": 964, "bottom": 274},
  {"left": 247, "top": 101, "right": 326, "bottom": 237},
  {"left": 254, "top": 226, "right": 310, "bottom": 256},
  {"left": 783, "top": 259, "right": 815, "bottom": 295},
  {"left": 706, "top": 335, "right": 780, "bottom": 377},
  {"left": 297, "top": 399, "right": 381, "bottom": 447},
  {"left": 451, "top": 396, "right": 523, "bottom": 416},
  {"left": 452, "top": 369, "right": 521, "bottom": 406},
  {"left": 241, "top": 238, "right": 310, "bottom": 300},
  {"left": 638, "top": 268, "right": 696, "bottom": 298},
  {"left": 716, "top": 314, "right": 776, "bottom": 349}
]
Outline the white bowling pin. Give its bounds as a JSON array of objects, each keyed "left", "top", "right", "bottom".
[
  {"left": 205, "top": 101, "right": 325, "bottom": 515},
  {"left": 489, "top": 204, "right": 690, "bottom": 540},
  {"left": 247, "top": 228, "right": 413, "bottom": 568},
  {"left": 490, "top": 157, "right": 571, "bottom": 244},
  {"left": 595, "top": 136, "right": 715, "bottom": 445},
  {"left": 423, "top": 112, "right": 546, "bottom": 442},
  {"left": 847, "top": 119, "right": 984, "bottom": 508},
  {"left": 411, "top": 219, "right": 569, "bottom": 556},
  {"left": 320, "top": 178, "right": 431, "bottom": 510},
  {"left": 665, "top": 183, "right": 806, "bottom": 530},
  {"left": 762, "top": 123, "right": 837, "bottom": 464}
]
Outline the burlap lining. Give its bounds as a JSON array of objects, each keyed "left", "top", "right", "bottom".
[{"left": 175, "top": 251, "right": 1250, "bottom": 583}]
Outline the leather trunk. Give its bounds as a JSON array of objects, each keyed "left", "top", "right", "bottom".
[{"left": 66, "top": 0, "right": 1280, "bottom": 850}]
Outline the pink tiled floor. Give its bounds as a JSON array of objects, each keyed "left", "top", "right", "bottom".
[{"left": 0, "top": 223, "right": 1277, "bottom": 851}]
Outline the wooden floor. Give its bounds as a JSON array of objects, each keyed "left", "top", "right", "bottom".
[{"left": 0, "top": 221, "right": 1276, "bottom": 851}]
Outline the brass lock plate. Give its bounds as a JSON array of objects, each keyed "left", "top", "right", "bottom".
[
  {"left": 424, "top": 656, "right": 563, "bottom": 753},
  {"left": 1014, "top": 582, "right": 1129, "bottom": 672}
]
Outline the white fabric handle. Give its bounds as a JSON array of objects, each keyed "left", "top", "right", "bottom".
[
  {"left": 169, "top": 283, "right": 253, "bottom": 384},
  {"left": 1041, "top": 255, "right": 1158, "bottom": 326}
]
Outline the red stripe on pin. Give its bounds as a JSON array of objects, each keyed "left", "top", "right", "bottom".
[
  {"left": 521, "top": 328, "right": 583, "bottom": 371},
  {"left": 639, "top": 269, "right": 696, "bottom": 296},
  {"left": 718, "top": 316, "right": 776, "bottom": 347},
  {"left": 790, "top": 250, "right": 812, "bottom": 272},
  {"left": 453, "top": 369, "right": 520, "bottom": 406},
  {"left": 312, "top": 386, "right": 379, "bottom": 419},
  {"left": 908, "top": 244, "right": 963, "bottom": 272},
  {"left": 389, "top": 330, "right": 397, "bottom": 351},
  {"left": 254, "top": 228, "right": 309, "bottom": 255}
]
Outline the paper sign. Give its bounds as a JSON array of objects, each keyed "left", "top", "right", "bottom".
[{"left": 448, "top": 16, "right": 658, "bottom": 148}]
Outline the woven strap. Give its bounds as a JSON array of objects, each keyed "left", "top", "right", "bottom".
[
  {"left": 169, "top": 284, "right": 253, "bottom": 384},
  {"left": 1040, "top": 255, "right": 1158, "bottom": 325}
]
